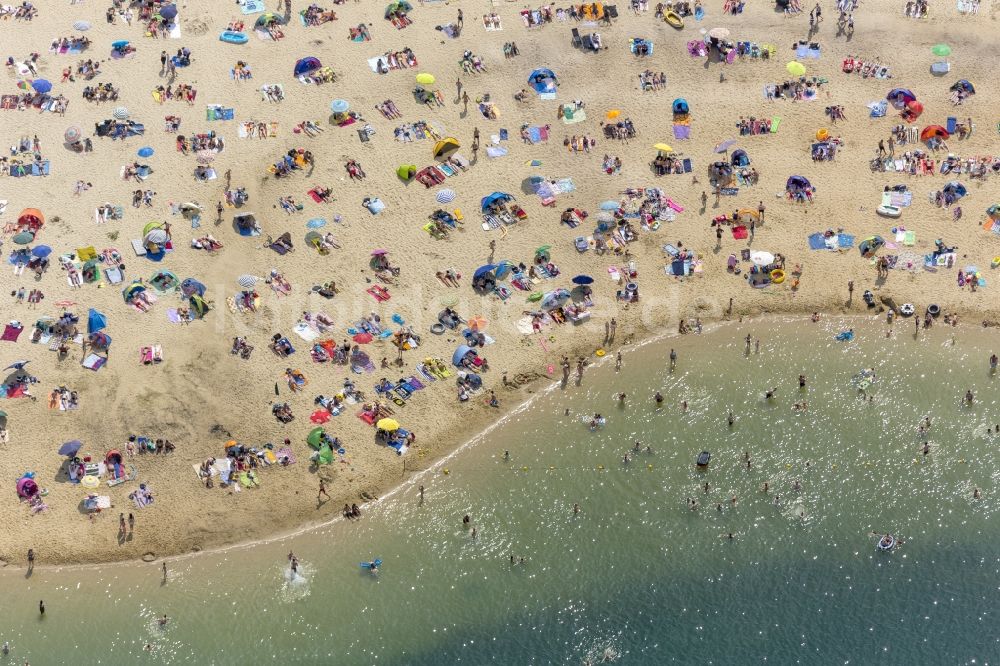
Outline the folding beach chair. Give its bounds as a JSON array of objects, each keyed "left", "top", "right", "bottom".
[{"left": 571, "top": 27, "right": 582, "bottom": 48}]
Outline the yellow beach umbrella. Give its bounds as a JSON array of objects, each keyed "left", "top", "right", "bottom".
[
  {"left": 81, "top": 475, "right": 99, "bottom": 489},
  {"left": 376, "top": 418, "right": 400, "bottom": 431},
  {"left": 653, "top": 143, "right": 674, "bottom": 153},
  {"left": 415, "top": 72, "right": 435, "bottom": 85},
  {"left": 606, "top": 109, "right": 620, "bottom": 120},
  {"left": 786, "top": 61, "right": 806, "bottom": 76}
]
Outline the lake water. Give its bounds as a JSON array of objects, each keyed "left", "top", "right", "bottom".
[{"left": 4, "top": 317, "right": 1000, "bottom": 665}]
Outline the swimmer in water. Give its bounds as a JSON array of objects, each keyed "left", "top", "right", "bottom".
[
  {"left": 573, "top": 503, "right": 580, "bottom": 514},
  {"left": 798, "top": 374, "right": 806, "bottom": 388},
  {"left": 503, "top": 450, "right": 510, "bottom": 460},
  {"left": 681, "top": 400, "right": 688, "bottom": 412},
  {"left": 633, "top": 441, "right": 641, "bottom": 452},
  {"left": 792, "top": 479, "right": 802, "bottom": 492},
  {"left": 991, "top": 354, "right": 998, "bottom": 371},
  {"left": 617, "top": 392, "right": 627, "bottom": 403},
  {"left": 463, "top": 514, "right": 471, "bottom": 527},
  {"left": 623, "top": 452, "right": 630, "bottom": 463},
  {"left": 654, "top": 392, "right": 664, "bottom": 406},
  {"left": 158, "top": 614, "right": 169, "bottom": 627},
  {"left": 965, "top": 389, "right": 974, "bottom": 404},
  {"left": 974, "top": 488, "right": 982, "bottom": 499},
  {"left": 793, "top": 401, "right": 808, "bottom": 411},
  {"left": 645, "top": 446, "right": 653, "bottom": 454},
  {"left": 922, "top": 442, "right": 930, "bottom": 456},
  {"left": 765, "top": 387, "right": 777, "bottom": 400},
  {"left": 728, "top": 411, "right": 735, "bottom": 427}
]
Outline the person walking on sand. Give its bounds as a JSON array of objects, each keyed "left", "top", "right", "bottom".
[
  {"left": 757, "top": 201, "right": 765, "bottom": 221},
  {"left": 318, "top": 479, "right": 330, "bottom": 501}
]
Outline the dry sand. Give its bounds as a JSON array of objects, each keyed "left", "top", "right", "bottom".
[{"left": 0, "top": 0, "right": 997, "bottom": 566}]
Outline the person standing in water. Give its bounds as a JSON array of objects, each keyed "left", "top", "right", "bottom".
[
  {"left": 38, "top": 600, "right": 44, "bottom": 616},
  {"left": 654, "top": 392, "right": 664, "bottom": 406},
  {"left": 798, "top": 374, "right": 806, "bottom": 388},
  {"left": 728, "top": 411, "right": 735, "bottom": 427},
  {"left": 965, "top": 389, "right": 975, "bottom": 405},
  {"left": 669, "top": 348, "right": 677, "bottom": 371}
]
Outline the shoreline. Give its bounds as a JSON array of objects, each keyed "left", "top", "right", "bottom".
[{"left": 11, "top": 302, "right": 986, "bottom": 573}]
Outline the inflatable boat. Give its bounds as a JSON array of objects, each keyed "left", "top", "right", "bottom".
[
  {"left": 876, "top": 534, "right": 896, "bottom": 551},
  {"left": 696, "top": 451, "right": 711, "bottom": 467},
  {"left": 664, "top": 11, "right": 683, "bottom": 29},
  {"left": 220, "top": 30, "right": 249, "bottom": 45},
  {"left": 876, "top": 204, "right": 902, "bottom": 218},
  {"left": 360, "top": 558, "right": 383, "bottom": 569}
]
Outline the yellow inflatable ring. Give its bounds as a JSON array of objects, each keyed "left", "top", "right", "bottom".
[
  {"left": 770, "top": 269, "right": 786, "bottom": 284},
  {"left": 595, "top": 349, "right": 606, "bottom": 357}
]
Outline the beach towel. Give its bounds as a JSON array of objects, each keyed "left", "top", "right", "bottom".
[
  {"left": 1, "top": 324, "right": 23, "bottom": 342},
  {"left": 672, "top": 124, "right": 691, "bottom": 140},
  {"left": 807, "top": 233, "right": 826, "bottom": 250},
  {"left": 240, "top": 0, "right": 265, "bottom": 14},
  {"left": 838, "top": 234, "right": 855, "bottom": 248},
  {"left": 104, "top": 267, "right": 123, "bottom": 284},
  {"left": 293, "top": 322, "right": 319, "bottom": 342},
  {"left": 904, "top": 231, "right": 916, "bottom": 246},
  {"left": 732, "top": 226, "right": 748, "bottom": 240},
  {"left": 770, "top": 117, "right": 781, "bottom": 133},
  {"left": 561, "top": 108, "right": 586, "bottom": 124},
  {"left": 82, "top": 353, "right": 106, "bottom": 371},
  {"left": 539, "top": 91, "right": 556, "bottom": 100},
  {"left": 206, "top": 106, "right": 235, "bottom": 121},
  {"left": 486, "top": 145, "right": 508, "bottom": 158}
]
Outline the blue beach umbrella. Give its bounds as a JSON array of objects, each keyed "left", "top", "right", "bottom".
[
  {"left": 31, "top": 79, "right": 52, "bottom": 94},
  {"left": 599, "top": 200, "right": 619, "bottom": 211},
  {"left": 59, "top": 440, "right": 83, "bottom": 457},
  {"left": 473, "top": 264, "right": 497, "bottom": 280},
  {"left": 452, "top": 344, "right": 474, "bottom": 367},
  {"left": 330, "top": 99, "right": 349, "bottom": 114},
  {"left": 111, "top": 40, "right": 130, "bottom": 49},
  {"left": 306, "top": 218, "right": 327, "bottom": 228},
  {"left": 31, "top": 245, "right": 52, "bottom": 258},
  {"left": 159, "top": 4, "right": 178, "bottom": 19},
  {"left": 87, "top": 308, "right": 107, "bottom": 333},
  {"left": 571, "top": 275, "right": 594, "bottom": 285},
  {"left": 180, "top": 277, "right": 206, "bottom": 297},
  {"left": 137, "top": 146, "right": 154, "bottom": 158}
]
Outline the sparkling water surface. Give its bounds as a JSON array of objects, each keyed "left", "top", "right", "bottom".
[{"left": 3, "top": 318, "right": 999, "bottom": 665}]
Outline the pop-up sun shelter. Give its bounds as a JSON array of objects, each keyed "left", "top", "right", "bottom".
[
  {"left": 293, "top": 56, "right": 321, "bottom": 77},
  {"left": 528, "top": 68, "right": 558, "bottom": 93},
  {"left": 433, "top": 137, "right": 460, "bottom": 159}
]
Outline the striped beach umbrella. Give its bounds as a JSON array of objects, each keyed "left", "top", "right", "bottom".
[
  {"left": 237, "top": 275, "right": 259, "bottom": 288},
  {"left": 112, "top": 106, "right": 129, "bottom": 120},
  {"left": 73, "top": 20, "right": 91, "bottom": 31},
  {"left": 435, "top": 189, "right": 456, "bottom": 204},
  {"left": 64, "top": 126, "right": 82, "bottom": 142}
]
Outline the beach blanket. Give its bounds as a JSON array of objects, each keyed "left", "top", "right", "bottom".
[
  {"left": 527, "top": 126, "right": 548, "bottom": 143},
  {"left": 561, "top": 108, "right": 586, "bottom": 124},
  {"left": 82, "top": 353, "right": 106, "bottom": 371},
  {"left": 1, "top": 324, "right": 23, "bottom": 342},
  {"left": 838, "top": 234, "right": 855, "bottom": 249},
  {"left": 240, "top": 0, "right": 265, "bottom": 14},
  {"left": 672, "top": 124, "right": 691, "bottom": 140},
  {"left": 904, "top": 231, "right": 916, "bottom": 246},
  {"left": 486, "top": 145, "right": 508, "bottom": 158},
  {"left": 293, "top": 322, "right": 319, "bottom": 342},
  {"left": 206, "top": 105, "right": 235, "bottom": 121}
]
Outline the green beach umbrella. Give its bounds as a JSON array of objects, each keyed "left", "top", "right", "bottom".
[
  {"left": 12, "top": 231, "right": 34, "bottom": 245},
  {"left": 786, "top": 61, "right": 806, "bottom": 77},
  {"left": 307, "top": 427, "right": 325, "bottom": 449},
  {"left": 931, "top": 44, "right": 951, "bottom": 57}
]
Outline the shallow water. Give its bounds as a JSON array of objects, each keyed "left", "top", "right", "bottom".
[{"left": 4, "top": 317, "right": 1000, "bottom": 664}]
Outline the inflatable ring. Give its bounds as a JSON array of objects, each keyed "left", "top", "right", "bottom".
[
  {"left": 927, "top": 304, "right": 940, "bottom": 317},
  {"left": 770, "top": 269, "right": 786, "bottom": 284},
  {"left": 900, "top": 303, "right": 915, "bottom": 316},
  {"left": 595, "top": 349, "right": 606, "bottom": 357},
  {"left": 548, "top": 335, "right": 556, "bottom": 343},
  {"left": 430, "top": 323, "right": 446, "bottom": 334}
]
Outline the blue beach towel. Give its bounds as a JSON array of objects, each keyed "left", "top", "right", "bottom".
[
  {"left": 807, "top": 233, "right": 826, "bottom": 250},
  {"left": 838, "top": 234, "right": 855, "bottom": 248}
]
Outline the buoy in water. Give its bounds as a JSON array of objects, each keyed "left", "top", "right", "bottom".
[{"left": 442, "top": 469, "right": 450, "bottom": 475}]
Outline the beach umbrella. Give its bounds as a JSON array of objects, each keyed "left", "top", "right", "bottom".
[
  {"left": 370, "top": 248, "right": 388, "bottom": 256},
  {"left": 653, "top": 143, "right": 674, "bottom": 153},
  {"left": 440, "top": 294, "right": 458, "bottom": 307},
  {"left": 12, "top": 231, "right": 33, "bottom": 245},
  {"left": 87, "top": 308, "right": 107, "bottom": 333},
  {"left": 180, "top": 278, "right": 206, "bottom": 297},
  {"left": 59, "top": 440, "right": 83, "bottom": 457},
  {"left": 112, "top": 106, "right": 129, "bottom": 120},
  {"left": 196, "top": 150, "right": 215, "bottom": 164},
  {"left": 304, "top": 218, "right": 326, "bottom": 230},
  {"left": 714, "top": 138, "right": 737, "bottom": 153},
  {"left": 310, "top": 409, "right": 331, "bottom": 424},
  {"left": 468, "top": 316, "right": 488, "bottom": 331},
  {"left": 606, "top": 109, "right": 620, "bottom": 120},
  {"left": 4, "top": 360, "right": 29, "bottom": 371},
  {"left": 541, "top": 289, "right": 570, "bottom": 310},
  {"left": 415, "top": 72, "right": 435, "bottom": 85},
  {"left": 596, "top": 212, "right": 614, "bottom": 224},
  {"left": 306, "top": 427, "right": 326, "bottom": 448},
  {"left": 64, "top": 126, "right": 82, "bottom": 142},
  {"left": 111, "top": 40, "right": 130, "bottom": 49},
  {"left": 31, "top": 79, "right": 52, "bottom": 94},
  {"left": 330, "top": 99, "right": 350, "bottom": 114},
  {"left": 160, "top": 4, "right": 178, "bottom": 19},
  {"left": 436, "top": 189, "right": 456, "bottom": 204},
  {"left": 750, "top": 250, "right": 775, "bottom": 266},
  {"left": 572, "top": 275, "right": 594, "bottom": 285},
  {"left": 480, "top": 191, "right": 513, "bottom": 212},
  {"left": 81, "top": 475, "right": 99, "bottom": 489},
  {"left": 352, "top": 332, "right": 373, "bottom": 344},
  {"left": 599, "top": 200, "right": 620, "bottom": 211},
  {"left": 137, "top": 146, "right": 154, "bottom": 158},
  {"left": 707, "top": 27, "right": 730, "bottom": 39},
  {"left": 237, "top": 275, "right": 259, "bottom": 288},
  {"left": 535, "top": 245, "right": 552, "bottom": 257},
  {"left": 452, "top": 344, "right": 474, "bottom": 366},
  {"left": 473, "top": 264, "right": 497, "bottom": 280},
  {"left": 31, "top": 245, "right": 52, "bottom": 258},
  {"left": 931, "top": 44, "right": 951, "bottom": 57},
  {"left": 73, "top": 20, "right": 91, "bottom": 31},
  {"left": 376, "top": 418, "right": 399, "bottom": 431},
  {"left": 786, "top": 61, "right": 806, "bottom": 76}
]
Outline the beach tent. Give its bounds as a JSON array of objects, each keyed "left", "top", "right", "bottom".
[
  {"left": 886, "top": 88, "right": 916, "bottom": 108},
  {"left": 189, "top": 295, "right": 209, "bottom": 319},
  {"left": 234, "top": 213, "right": 260, "bottom": 236},
  {"left": 786, "top": 175, "right": 811, "bottom": 192},
  {"left": 433, "top": 137, "right": 460, "bottom": 159},
  {"left": 942, "top": 181, "right": 967, "bottom": 199},
  {"left": 87, "top": 308, "right": 107, "bottom": 333},
  {"left": 385, "top": 1, "right": 413, "bottom": 18},
  {"left": 255, "top": 12, "right": 286, "bottom": 27},
  {"left": 293, "top": 57, "right": 322, "bottom": 77},
  {"left": 144, "top": 229, "right": 169, "bottom": 251},
  {"left": 16, "top": 477, "right": 38, "bottom": 499},
  {"left": 17, "top": 208, "right": 44, "bottom": 231},
  {"left": 122, "top": 281, "right": 147, "bottom": 303},
  {"left": 709, "top": 161, "right": 733, "bottom": 182},
  {"left": 950, "top": 79, "right": 975, "bottom": 95},
  {"left": 106, "top": 450, "right": 123, "bottom": 466},
  {"left": 989, "top": 204, "right": 1000, "bottom": 220},
  {"left": 920, "top": 125, "right": 949, "bottom": 141},
  {"left": 307, "top": 427, "right": 328, "bottom": 449},
  {"left": 150, "top": 270, "right": 180, "bottom": 291},
  {"left": 88, "top": 331, "right": 112, "bottom": 350},
  {"left": 672, "top": 98, "right": 689, "bottom": 114},
  {"left": 452, "top": 344, "right": 476, "bottom": 367},
  {"left": 82, "top": 258, "right": 101, "bottom": 283},
  {"left": 481, "top": 192, "right": 513, "bottom": 212},
  {"left": 528, "top": 68, "right": 558, "bottom": 93},
  {"left": 396, "top": 164, "right": 416, "bottom": 181},
  {"left": 316, "top": 444, "right": 334, "bottom": 465},
  {"left": 903, "top": 100, "right": 923, "bottom": 122},
  {"left": 180, "top": 277, "right": 206, "bottom": 297},
  {"left": 731, "top": 149, "right": 750, "bottom": 167},
  {"left": 735, "top": 209, "right": 760, "bottom": 223},
  {"left": 859, "top": 236, "right": 885, "bottom": 259},
  {"left": 494, "top": 260, "right": 517, "bottom": 280}
]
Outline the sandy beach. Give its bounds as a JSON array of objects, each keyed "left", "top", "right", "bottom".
[{"left": 0, "top": 0, "right": 996, "bottom": 566}]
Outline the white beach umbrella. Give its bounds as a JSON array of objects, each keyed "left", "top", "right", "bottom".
[
  {"left": 73, "top": 20, "right": 91, "bottom": 31},
  {"left": 749, "top": 251, "right": 775, "bottom": 266},
  {"left": 112, "top": 106, "right": 129, "bottom": 120}
]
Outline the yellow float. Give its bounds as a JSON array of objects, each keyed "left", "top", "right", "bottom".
[{"left": 770, "top": 269, "right": 786, "bottom": 284}]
